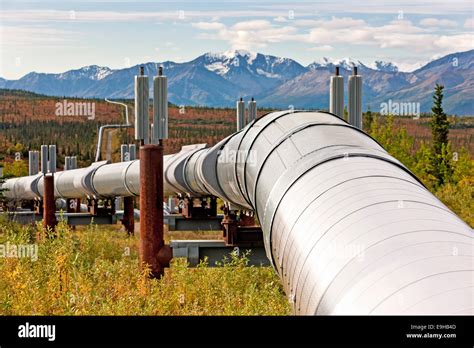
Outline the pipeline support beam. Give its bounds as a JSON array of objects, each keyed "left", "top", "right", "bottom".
[
  {"left": 123, "top": 196, "right": 135, "bottom": 235},
  {"left": 42, "top": 174, "right": 56, "bottom": 234},
  {"left": 139, "top": 143, "right": 171, "bottom": 278}
]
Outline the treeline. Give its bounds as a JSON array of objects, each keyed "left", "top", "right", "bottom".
[
  {"left": 0, "top": 115, "right": 236, "bottom": 166},
  {"left": 0, "top": 120, "right": 98, "bottom": 166},
  {"left": 364, "top": 85, "right": 473, "bottom": 226}
]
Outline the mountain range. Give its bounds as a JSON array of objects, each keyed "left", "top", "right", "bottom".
[{"left": 1, "top": 49, "right": 473, "bottom": 115}]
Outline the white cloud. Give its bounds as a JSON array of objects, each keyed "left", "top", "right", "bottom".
[
  {"left": 0, "top": 25, "right": 77, "bottom": 46},
  {"left": 193, "top": 20, "right": 299, "bottom": 51},
  {"left": 192, "top": 22, "right": 226, "bottom": 30},
  {"left": 304, "top": 18, "right": 471, "bottom": 56},
  {"left": 255, "top": 1, "right": 472, "bottom": 15},
  {"left": 287, "top": 17, "right": 368, "bottom": 29},
  {"left": 273, "top": 16, "right": 287, "bottom": 23},
  {"left": 419, "top": 18, "right": 458, "bottom": 27},
  {"left": 432, "top": 34, "right": 474, "bottom": 52},
  {"left": 192, "top": 15, "right": 473, "bottom": 68},
  {"left": 464, "top": 18, "right": 474, "bottom": 29},
  {"left": 308, "top": 45, "right": 333, "bottom": 52},
  {"left": 232, "top": 20, "right": 273, "bottom": 31},
  {"left": 0, "top": 10, "right": 179, "bottom": 22},
  {"left": 0, "top": 9, "right": 289, "bottom": 23}
]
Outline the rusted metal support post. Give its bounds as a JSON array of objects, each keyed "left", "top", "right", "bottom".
[
  {"left": 139, "top": 141, "right": 171, "bottom": 278},
  {"left": 43, "top": 174, "right": 56, "bottom": 234},
  {"left": 155, "top": 140, "right": 172, "bottom": 269},
  {"left": 123, "top": 196, "right": 135, "bottom": 235}
]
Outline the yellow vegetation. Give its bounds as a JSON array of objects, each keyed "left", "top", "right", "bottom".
[{"left": 0, "top": 221, "right": 290, "bottom": 315}]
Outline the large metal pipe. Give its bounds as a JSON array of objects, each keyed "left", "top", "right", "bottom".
[
  {"left": 2, "top": 110, "right": 473, "bottom": 315},
  {"left": 209, "top": 111, "right": 473, "bottom": 315}
]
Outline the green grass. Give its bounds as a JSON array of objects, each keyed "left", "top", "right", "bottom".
[{"left": 0, "top": 220, "right": 291, "bottom": 315}]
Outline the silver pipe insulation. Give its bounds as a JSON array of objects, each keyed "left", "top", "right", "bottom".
[
  {"left": 329, "top": 67, "right": 344, "bottom": 119},
  {"left": 236, "top": 98, "right": 245, "bottom": 131},
  {"left": 348, "top": 67, "right": 363, "bottom": 129},
  {"left": 248, "top": 98, "right": 257, "bottom": 123},
  {"left": 28, "top": 151, "right": 39, "bottom": 176},
  {"left": 64, "top": 156, "right": 77, "bottom": 171},
  {"left": 41, "top": 145, "right": 48, "bottom": 174},
  {"left": 134, "top": 71, "right": 149, "bottom": 144},
  {"left": 153, "top": 68, "right": 168, "bottom": 142},
  {"left": 1, "top": 110, "right": 472, "bottom": 315},
  {"left": 2, "top": 143, "right": 205, "bottom": 201}
]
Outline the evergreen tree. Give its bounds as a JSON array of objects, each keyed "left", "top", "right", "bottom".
[
  {"left": 0, "top": 165, "right": 5, "bottom": 202},
  {"left": 429, "top": 84, "right": 451, "bottom": 185},
  {"left": 364, "top": 106, "right": 373, "bottom": 132}
]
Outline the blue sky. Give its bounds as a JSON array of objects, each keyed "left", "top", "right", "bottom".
[{"left": 0, "top": 0, "right": 473, "bottom": 79}]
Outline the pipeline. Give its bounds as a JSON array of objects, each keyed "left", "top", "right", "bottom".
[{"left": 1, "top": 110, "right": 473, "bottom": 315}]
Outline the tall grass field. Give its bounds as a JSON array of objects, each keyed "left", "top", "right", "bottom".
[{"left": 0, "top": 221, "right": 290, "bottom": 315}]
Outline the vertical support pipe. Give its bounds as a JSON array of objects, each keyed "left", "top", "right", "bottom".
[
  {"left": 168, "top": 196, "right": 176, "bottom": 214},
  {"left": 129, "top": 144, "right": 136, "bottom": 160},
  {"left": 120, "top": 144, "right": 129, "bottom": 162},
  {"left": 236, "top": 97, "right": 245, "bottom": 131},
  {"left": 43, "top": 174, "right": 56, "bottom": 233},
  {"left": 139, "top": 144, "right": 168, "bottom": 278},
  {"left": 41, "top": 145, "right": 48, "bottom": 173},
  {"left": 64, "top": 156, "right": 70, "bottom": 171},
  {"left": 330, "top": 66, "right": 344, "bottom": 119},
  {"left": 119, "top": 143, "right": 134, "bottom": 234},
  {"left": 28, "top": 151, "right": 34, "bottom": 176},
  {"left": 348, "top": 66, "right": 362, "bottom": 129},
  {"left": 70, "top": 156, "right": 77, "bottom": 170},
  {"left": 30, "top": 151, "right": 38, "bottom": 175},
  {"left": 35, "top": 151, "right": 40, "bottom": 174},
  {"left": 156, "top": 140, "right": 171, "bottom": 269},
  {"left": 28, "top": 151, "right": 32, "bottom": 176},
  {"left": 48, "top": 145, "right": 56, "bottom": 173},
  {"left": 153, "top": 66, "right": 168, "bottom": 143},
  {"left": 123, "top": 196, "right": 135, "bottom": 235},
  {"left": 248, "top": 97, "right": 257, "bottom": 122},
  {"left": 135, "top": 66, "right": 149, "bottom": 143}
]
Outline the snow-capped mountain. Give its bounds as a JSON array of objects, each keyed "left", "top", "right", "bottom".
[
  {"left": 57, "top": 65, "right": 114, "bottom": 81},
  {"left": 307, "top": 57, "right": 366, "bottom": 71},
  {"left": 373, "top": 61, "right": 399, "bottom": 73},
  {"left": 1, "top": 49, "right": 473, "bottom": 114},
  {"left": 307, "top": 57, "right": 332, "bottom": 70},
  {"left": 192, "top": 50, "right": 307, "bottom": 95}
]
